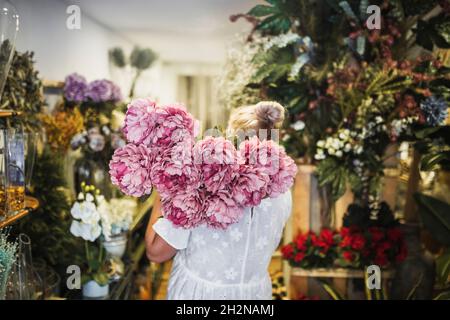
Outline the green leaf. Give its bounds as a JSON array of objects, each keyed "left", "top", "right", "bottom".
[
  {"left": 420, "top": 151, "right": 450, "bottom": 171},
  {"left": 92, "top": 272, "right": 109, "bottom": 286},
  {"left": 414, "top": 193, "right": 450, "bottom": 246},
  {"left": 434, "top": 291, "right": 450, "bottom": 300},
  {"left": 414, "top": 126, "right": 441, "bottom": 139},
  {"left": 415, "top": 20, "right": 435, "bottom": 51},
  {"left": 320, "top": 280, "right": 345, "bottom": 300},
  {"left": 248, "top": 4, "right": 279, "bottom": 17},
  {"left": 436, "top": 250, "right": 450, "bottom": 285}
]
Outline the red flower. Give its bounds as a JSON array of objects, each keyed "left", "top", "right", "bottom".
[
  {"left": 387, "top": 227, "right": 403, "bottom": 242},
  {"left": 340, "top": 235, "right": 352, "bottom": 248},
  {"left": 396, "top": 242, "right": 408, "bottom": 263},
  {"left": 351, "top": 234, "right": 366, "bottom": 251},
  {"left": 340, "top": 227, "right": 350, "bottom": 238},
  {"left": 320, "top": 228, "right": 335, "bottom": 246},
  {"left": 295, "top": 234, "right": 307, "bottom": 251},
  {"left": 374, "top": 252, "right": 388, "bottom": 266},
  {"left": 294, "top": 252, "right": 305, "bottom": 263},
  {"left": 281, "top": 244, "right": 294, "bottom": 259},
  {"left": 369, "top": 227, "right": 384, "bottom": 243},
  {"left": 342, "top": 251, "right": 354, "bottom": 262}
]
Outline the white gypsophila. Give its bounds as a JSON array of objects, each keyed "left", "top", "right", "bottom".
[
  {"left": 264, "top": 31, "right": 301, "bottom": 51},
  {"left": 70, "top": 220, "right": 102, "bottom": 242},
  {"left": 217, "top": 34, "right": 266, "bottom": 109}
]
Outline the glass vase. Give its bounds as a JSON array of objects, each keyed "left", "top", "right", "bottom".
[{"left": 6, "top": 233, "right": 42, "bottom": 299}]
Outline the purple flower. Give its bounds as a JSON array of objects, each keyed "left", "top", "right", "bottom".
[
  {"left": 110, "top": 83, "right": 123, "bottom": 102},
  {"left": 64, "top": 73, "right": 88, "bottom": 102},
  {"left": 86, "top": 79, "right": 122, "bottom": 103}
]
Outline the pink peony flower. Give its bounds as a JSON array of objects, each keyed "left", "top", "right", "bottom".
[
  {"left": 161, "top": 189, "right": 204, "bottom": 229},
  {"left": 193, "top": 137, "right": 239, "bottom": 194},
  {"left": 232, "top": 164, "right": 269, "bottom": 207},
  {"left": 109, "top": 143, "right": 153, "bottom": 197},
  {"left": 203, "top": 191, "right": 244, "bottom": 229},
  {"left": 151, "top": 141, "right": 200, "bottom": 198}
]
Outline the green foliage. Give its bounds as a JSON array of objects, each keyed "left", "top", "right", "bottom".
[
  {"left": 109, "top": 47, "right": 126, "bottom": 68},
  {"left": 0, "top": 51, "right": 42, "bottom": 130},
  {"left": 109, "top": 46, "right": 157, "bottom": 99},
  {"left": 414, "top": 193, "right": 450, "bottom": 246},
  {"left": 130, "top": 46, "right": 157, "bottom": 71},
  {"left": 248, "top": 0, "right": 295, "bottom": 34},
  {"left": 16, "top": 146, "right": 84, "bottom": 272}
]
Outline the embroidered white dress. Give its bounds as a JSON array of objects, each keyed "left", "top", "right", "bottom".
[{"left": 153, "top": 191, "right": 292, "bottom": 300}]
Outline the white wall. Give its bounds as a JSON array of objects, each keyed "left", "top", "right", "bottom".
[{"left": 11, "top": 0, "right": 134, "bottom": 81}]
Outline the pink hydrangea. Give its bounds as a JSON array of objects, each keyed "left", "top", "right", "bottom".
[
  {"left": 122, "top": 98, "right": 158, "bottom": 145},
  {"left": 239, "top": 136, "right": 281, "bottom": 175},
  {"left": 151, "top": 140, "right": 200, "bottom": 198},
  {"left": 203, "top": 191, "right": 244, "bottom": 229},
  {"left": 232, "top": 164, "right": 269, "bottom": 207},
  {"left": 193, "top": 137, "right": 239, "bottom": 194},
  {"left": 124, "top": 100, "right": 197, "bottom": 150},
  {"left": 109, "top": 143, "right": 153, "bottom": 197},
  {"left": 161, "top": 190, "right": 204, "bottom": 229},
  {"left": 239, "top": 136, "right": 297, "bottom": 198},
  {"left": 267, "top": 149, "right": 297, "bottom": 198}
]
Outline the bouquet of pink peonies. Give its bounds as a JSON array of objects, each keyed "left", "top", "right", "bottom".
[{"left": 109, "top": 98, "right": 297, "bottom": 229}]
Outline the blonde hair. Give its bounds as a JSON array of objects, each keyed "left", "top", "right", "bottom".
[{"left": 227, "top": 101, "right": 285, "bottom": 134}]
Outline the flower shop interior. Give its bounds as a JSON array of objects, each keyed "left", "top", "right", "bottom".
[{"left": 0, "top": 0, "right": 449, "bottom": 301}]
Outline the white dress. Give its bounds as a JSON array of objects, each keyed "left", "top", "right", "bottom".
[{"left": 153, "top": 191, "right": 292, "bottom": 300}]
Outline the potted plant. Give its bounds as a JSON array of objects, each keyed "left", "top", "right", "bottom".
[{"left": 69, "top": 183, "right": 112, "bottom": 299}]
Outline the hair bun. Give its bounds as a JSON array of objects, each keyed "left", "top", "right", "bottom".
[{"left": 254, "top": 101, "right": 285, "bottom": 126}]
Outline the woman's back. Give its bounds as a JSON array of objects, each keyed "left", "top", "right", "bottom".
[{"left": 154, "top": 191, "right": 292, "bottom": 299}]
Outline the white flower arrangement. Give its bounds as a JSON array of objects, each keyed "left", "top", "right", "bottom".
[
  {"left": 314, "top": 128, "right": 363, "bottom": 160},
  {"left": 70, "top": 184, "right": 136, "bottom": 242}
]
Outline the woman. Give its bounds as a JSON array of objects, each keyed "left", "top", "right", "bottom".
[{"left": 145, "top": 101, "right": 292, "bottom": 300}]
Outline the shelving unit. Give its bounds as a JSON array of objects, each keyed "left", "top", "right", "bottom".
[
  {"left": 0, "top": 196, "right": 39, "bottom": 228},
  {"left": 0, "top": 109, "right": 22, "bottom": 118},
  {"left": 0, "top": 109, "right": 39, "bottom": 229}
]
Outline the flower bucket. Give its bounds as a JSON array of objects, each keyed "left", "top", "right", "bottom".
[
  {"left": 82, "top": 280, "right": 109, "bottom": 299},
  {"left": 102, "top": 233, "right": 127, "bottom": 258}
]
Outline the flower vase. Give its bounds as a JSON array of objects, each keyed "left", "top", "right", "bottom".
[
  {"left": 82, "top": 280, "right": 109, "bottom": 299},
  {"left": 6, "top": 234, "right": 42, "bottom": 300},
  {"left": 102, "top": 233, "right": 127, "bottom": 258},
  {"left": 102, "top": 233, "right": 127, "bottom": 281}
]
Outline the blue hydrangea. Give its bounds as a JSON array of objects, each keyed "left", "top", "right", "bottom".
[{"left": 420, "top": 96, "right": 448, "bottom": 126}]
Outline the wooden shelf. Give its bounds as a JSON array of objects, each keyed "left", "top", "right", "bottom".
[
  {"left": 0, "top": 196, "right": 39, "bottom": 228},
  {"left": 291, "top": 267, "right": 395, "bottom": 279},
  {"left": 0, "top": 109, "right": 22, "bottom": 118}
]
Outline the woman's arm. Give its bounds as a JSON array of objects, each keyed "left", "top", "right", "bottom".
[{"left": 145, "top": 193, "right": 177, "bottom": 263}]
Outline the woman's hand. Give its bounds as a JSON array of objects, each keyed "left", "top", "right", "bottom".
[{"left": 145, "top": 193, "right": 177, "bottom": 263}]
